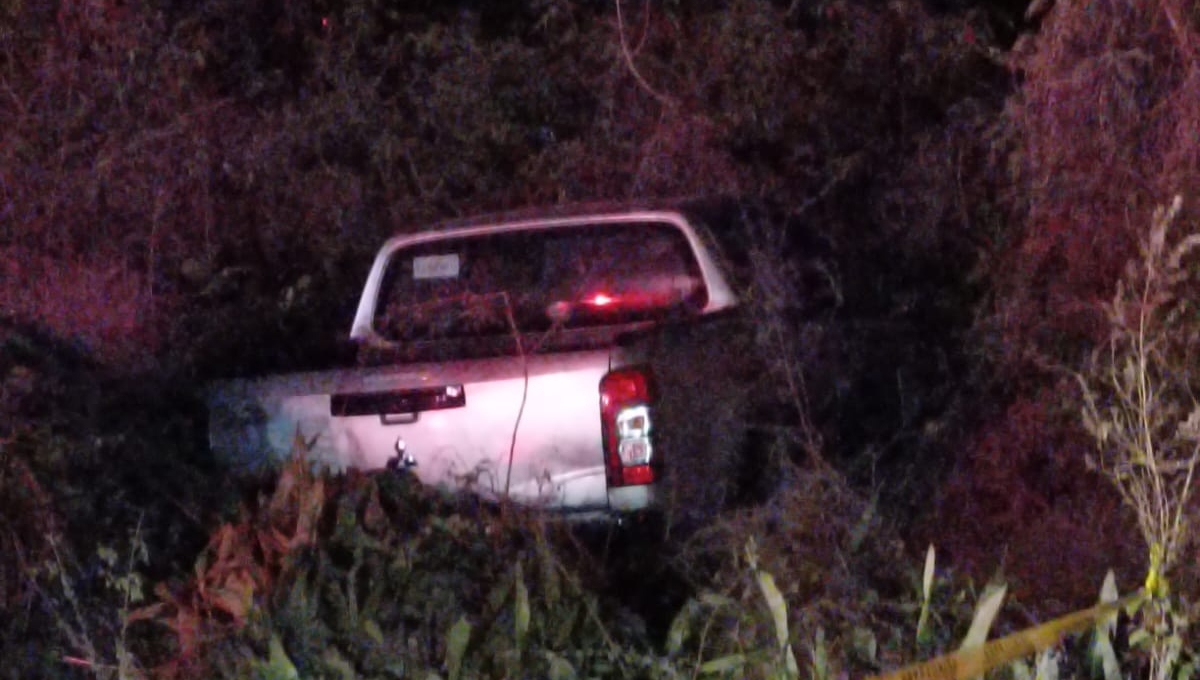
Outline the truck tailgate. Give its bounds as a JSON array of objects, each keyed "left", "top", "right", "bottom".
[{"left": 208, "top": 349, "right": 613, "bottom": 509}]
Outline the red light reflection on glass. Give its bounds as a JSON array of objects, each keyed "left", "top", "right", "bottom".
[{"left": 584, "top": 292, "right": 617, "bottom": 307}]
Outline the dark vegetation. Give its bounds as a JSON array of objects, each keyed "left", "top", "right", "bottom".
[{"left": 2, "top": 0, "right": 1199, "bottom": 677}]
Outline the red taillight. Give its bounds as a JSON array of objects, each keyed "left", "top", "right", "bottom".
[{"left": 599, "top": 368, "right": 656, "bottom": 487}]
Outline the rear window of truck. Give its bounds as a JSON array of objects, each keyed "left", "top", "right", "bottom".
[{"left": 373, "top": 221, "right": 707, "bottom": 345}]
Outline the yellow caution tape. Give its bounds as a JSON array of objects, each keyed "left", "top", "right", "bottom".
[{"left": 865, "top": 591, "right": 1146, "bottom": 680}]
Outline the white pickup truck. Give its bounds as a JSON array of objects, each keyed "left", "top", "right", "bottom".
[{"left": 207, "top": 204, "right": 755, "bottom": 519}]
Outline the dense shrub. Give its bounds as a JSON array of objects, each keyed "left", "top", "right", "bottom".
[
  {"left": 988, "top": 0, "right": 1200, "bottom": 383},
  {"left": 122, "top": 448, "right": 909, "bottom": 679},
  {"left": 0, "top": 319, "right": 221, "bottom": 679},
  {"left": 935, "top": 0, "right": 1200, "bottom": 599}
]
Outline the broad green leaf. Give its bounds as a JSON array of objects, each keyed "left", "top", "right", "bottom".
[
  {"left": 261, "top": 634, "right": 299, "bottom": 680},
  {"left": 917, "top": 545, "right": 936, "bottom": 645},
  {"left": 809, "top": 627, "right": 829, "bottom": 680},
  {"left": 757, "top": 567, "right": 799, "bottom": 676},
  {"left": 1099, "top": 568, "right": 1123, "bottom": 638},
  {"left": 699, "top": 653, "right": 746, "bottom": 674},
  {"left": 1164, "top": 633, "right": 1184, "bottom": 671},
  {"left": 486, "top": 574, "right": 512, "bottom": 614},
  {"left": 922, "top": 544, "right": 936, "bottom": 602},
  {"left": 848, "top": 491, "right": 878, "bottom": 553},
  {"left": 959, "top": 583, "right": 1007, "bottom": 651},
  {"left": 362, "top": 618, "right": 384, "bottom": 644},
  {"left": 851, "top": 626, "right": 877, "bottom": 663},
  {"left": 916, "top": 600, "right": 933, "bottom": 646},
  {"left": 537, "top": 536, "right": 561, "bottom": 606},
  {"left": 97, "top": 544, "right": 118, "bottom": 567},
  {"left": 446, "top": 617, "right": 472, "bottom": 680},
  {"left": 1098, "top": 570, "right": 1119, "bottom": 604},
  {"left": 753, "top": 568, "right": 801, "bottom": 680},
  {"left": 322, "top": 646, "right": 357, "bottom": 680},
  {"left": 542, "top": 651, "right": 578, "bottom": 680},
  {"left": 698, "top": 591, "right": 737, "bottom": 608},
  {"left": 756, "top": 569, "right": 789, "bottom": 648},
  {"left": 783, "top": 645, "right": 800, "bottom": 679},
  {"left": 550, "top": 602, "right": 582, "bottom": 648},
  {"left": 1034, "top": 648, "right": 1060, "bottom": 680},
  {"left": 1089, "top": 626, "right": 1120, "bottom": 680},
  {"left": 665, "top": 599, "right": 697, "bottom": 656},
  {"left": 514, "top": 562, "right": 530, "bottom": 650},
  {"left": 1093, "top": 568, "right": 1121, "bottom": 678}
]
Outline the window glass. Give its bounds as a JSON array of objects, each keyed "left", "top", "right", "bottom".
[{"left": 373, "top": 222, "right": 707, "bottom": 345}]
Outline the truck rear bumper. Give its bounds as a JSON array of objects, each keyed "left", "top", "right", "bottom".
[
  {"left": 608, "top": 484, "right": 656, "bottom": 512},
  {"left": 540, "top": 484, "right": 657, "bottom": 524}
]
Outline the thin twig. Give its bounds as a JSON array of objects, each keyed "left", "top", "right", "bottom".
[
  {"left": 1159, "top": 0, "right": 1198, "bottom": 70},
  {"left": 500, "top": 292, "right": 528, "bottom": 501},
  {"left": 613, "top": 0, "right": 675, "bottom": 108}
]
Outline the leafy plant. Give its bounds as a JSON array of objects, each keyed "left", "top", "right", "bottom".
[
  {"left": 1077, "top": 195, "right": 1200, "bottom": 680},
  {"left": 19, "top": 516, "right": 155, "bottom": 680},
  {"left": 130, "top": 436, "right": 686, "bottom": 678}
]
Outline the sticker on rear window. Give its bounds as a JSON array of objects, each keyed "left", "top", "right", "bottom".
[{"left": 412, "top": 254, "right": 460, "bottom": 280}]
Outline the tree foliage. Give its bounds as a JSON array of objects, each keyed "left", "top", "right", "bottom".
[{"left": 1, "top": 0, "right": 1003, "bottom": 364}]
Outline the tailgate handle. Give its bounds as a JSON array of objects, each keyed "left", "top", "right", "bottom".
[{"left": 331, "top": 384, "right": 466, "bottom": 417}]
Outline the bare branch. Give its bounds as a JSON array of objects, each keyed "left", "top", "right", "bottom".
[{"left": 613, "top": 0, "right": 676, "bottom": 108}]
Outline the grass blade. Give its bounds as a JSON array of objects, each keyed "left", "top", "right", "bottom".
[
  {"left": 959, "top": 583, "right": 1007, "bottom": 651},
  {"left": 917, "top": 544, "right": 936, "bottom": 645},
  {"left": 446, "top": 616, "right": 472, "bottom": 680}
]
